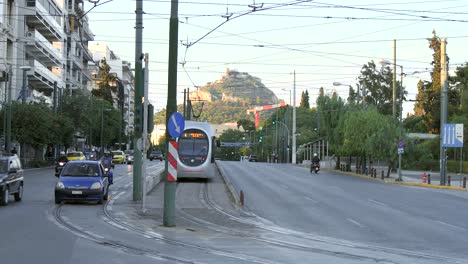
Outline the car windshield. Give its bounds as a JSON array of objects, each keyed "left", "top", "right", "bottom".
[
  {"left": 67, "top": 152, "right": 81, "bottom": 157},
  {"left": 125, "top": 150, "right": 133, "bottom": 155},
  {"left": 112, "top": 151, "right": 123, "bottom": 156},
  {"left": 0, "top": 160, "right": 7, "bottom": 173},
  {"left": 61, "top": 163, "right": 99, "bottom": 177}
]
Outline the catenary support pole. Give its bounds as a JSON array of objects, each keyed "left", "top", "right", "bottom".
[{"left": 163, "top": 0, "right": 179, "bottom": 227}]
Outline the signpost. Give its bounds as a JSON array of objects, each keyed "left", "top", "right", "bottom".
[{"left": 442, "top": 124, "right": 464, "bottom": 148}]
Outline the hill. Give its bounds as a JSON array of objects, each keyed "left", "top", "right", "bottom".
[{"left": 154, "top": 69, "right": 279, "bottom": 124}]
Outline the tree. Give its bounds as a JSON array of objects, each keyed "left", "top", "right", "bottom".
[
  {"left": 358, "top": 60, "right": 403, "bottom": 116},
  {"left": 218, "top": 129, "right": 245, "bottom": 161},
  {"left": 299, "top": 90, "right": 310, "bottom": 108},
  {"left": 413, "top": 31, "right": 459, "bottom": 133},
  {"left": 91, "top": 57, "right": 117, "bottom": 105},
  {"left": 237, "top": 119, "right": 255, "bottom": 132}
]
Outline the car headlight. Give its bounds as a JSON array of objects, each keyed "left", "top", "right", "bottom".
[
  {"left": 58, "top": 162, "right": 65, "bottom": 166},
  {"left": 90, "top": 182, "right": 102, "bottom": 190},
  {"left": 56, "top": 182, "right": 65, "bottom": 189}
]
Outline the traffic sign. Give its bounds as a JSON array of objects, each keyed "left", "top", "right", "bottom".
[
  {"left": 168, "top": 112, "right": 185, "bottom": 138},
  {"left": 167, "top": 141, "right": 178, "bottom": 182},
  {"left": 220, "top": 142, "right": 251, "bottom": 147},
  {"left": 398, "top": 148, "right": 404, "bottom": 154},
  {"left": 442, "top": 124, "right": 464, "bottom": 148}
]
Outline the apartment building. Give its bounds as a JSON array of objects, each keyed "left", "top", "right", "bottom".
[{"left": 0, "top": 0, "right": 93, "bottom": 106}]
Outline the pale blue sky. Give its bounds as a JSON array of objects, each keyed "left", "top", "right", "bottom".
[{"left": 84, "top": 0, "right": 468, "bottom": 116}]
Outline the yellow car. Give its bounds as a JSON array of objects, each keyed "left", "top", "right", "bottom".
[
  {"left": 66, "top": 151, "right": 86, "bottom": 161},
  {"left": 111, "top": 150, "right": 125, "bottom": 164}
]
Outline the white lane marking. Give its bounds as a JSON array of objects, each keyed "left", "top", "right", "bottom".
[
  {"left": 434, "top": 220, "right": 466, "bottom": 231},
  {"left": 113, "top": 191, "right": 125, "bottom": 200},
  {"left": 304, "top": 196, "right": 319, "bottom": 204},
  {"left": 368, "top": 199, "right": 388, "bottom": 207},
  {"left": 125, "top": 182, "right": 132, "bottom": 188},
  {"left": 346, "top": 218, "right": 364, "bottom": 228}
]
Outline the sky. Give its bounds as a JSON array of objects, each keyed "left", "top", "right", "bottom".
[{"left": 83, "top": 0, "right": 468, "bottom": 116}]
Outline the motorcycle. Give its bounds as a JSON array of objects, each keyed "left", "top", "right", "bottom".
[
  {"left": 55, "top": 160, "right": 67, "bottom": 176},
  {"left": 310, "top": 162, "right": 320, "bottom": 174}
]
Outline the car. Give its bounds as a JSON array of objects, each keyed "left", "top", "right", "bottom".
[
  {"left": 149, "top": 150, "right": 164, "bottom": 161},
  {"left": 111, "top": 150, "right": 125, "bottom": 164},
  {"left": 0, "top": 155, "right": 24, "bottom": 206},
  {"left": 54, "top": 160, "right": 111, "bottom": 204},
  {"left": 66, "top": 151, "right": 86, "bottom": 161},
  {"left": 248, "top": 154, "right": 258, "bottom": 162},
  {"left": 124, "top": 149, "right": 134, "bottom": 164}
]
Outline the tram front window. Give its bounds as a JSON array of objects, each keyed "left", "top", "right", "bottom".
[{"left": 179, "top": 129, "right": 209, "bottom": 166}]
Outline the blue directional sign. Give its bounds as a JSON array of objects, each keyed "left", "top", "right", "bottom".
[
  {"left": 168, "top": 112, "right": 185, "bottom": 138},
  {"left": 442, "top": 124, "right": 464, "bottom": 148}
]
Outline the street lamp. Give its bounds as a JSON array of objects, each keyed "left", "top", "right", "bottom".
[
  {"left": 380, "top": 59, "right": 404, "bottom": 182},
  {"left": 333, "top": 82, "right": 360, "bottom": 105},
  {"left": 281, "top": 88, "right": 291, "bottom": 105},
  {"left": 100, "top": 108, "right": 112, "bottom": 157},
  {"left": 19, "top": 66, "right": 31, "bottom": 104}
]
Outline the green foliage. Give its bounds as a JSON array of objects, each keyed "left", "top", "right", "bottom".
[
  {"left": 237, "top": 119, "right": 255, "bottom": 132},
  {"left": 403, "top": 115, "right": 426, "bottom": 133},
  {"left": 299, "top": 90, "right": 310, "bottom": 108},
  {"left": 11, "top": 102, "right": 53, "bottom": 148},
  {"left": 91, "top": 58, "right": 118, "bottom": 105},
  {"left": 218, "top": 129, "right": 245, "bottom": 161}
]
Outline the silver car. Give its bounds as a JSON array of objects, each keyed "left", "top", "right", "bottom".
[{"left": 124, "top": 149, "right": 134, "bottom": 164}]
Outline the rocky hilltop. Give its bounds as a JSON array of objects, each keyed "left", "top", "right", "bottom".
[
  {"left": 154, "top": 69, "right": 279, "bottom": 124},
  {"left": 189, "top": 68, "right": 278, "bottom": 105}
]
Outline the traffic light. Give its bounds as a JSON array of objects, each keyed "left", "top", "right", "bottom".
[
  {"left": 272, "top": 120, "right": 276, "bottom": 125},
  {"left": 147, "top": 104, "right": 154, "bottom": 133},
  {"left": 259, "top": 135, "right": 263, "bottom": 142}
]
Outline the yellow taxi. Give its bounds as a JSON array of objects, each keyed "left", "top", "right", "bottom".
[
  {"left": 111, "top": 150, "right": 126, "bottom": 164},
  {"left": 66, "top": 151, "right": 86, "bottom": 161}
]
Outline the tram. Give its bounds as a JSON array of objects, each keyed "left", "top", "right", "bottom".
[{"left": 177, "top": 121, "right": 216, "bottom": 179}]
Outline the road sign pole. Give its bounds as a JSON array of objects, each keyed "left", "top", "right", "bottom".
[
  {"left": 440, "top": 38, "right": 448, "bottom": 186},
  {"left": 163, "top": 0, "right": 179, "bottom": 227},
  {"left": 133, "top": 0, "right": 143, "bottom": 201}
]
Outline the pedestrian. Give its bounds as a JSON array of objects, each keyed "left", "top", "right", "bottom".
[{"left": 11, "top": 147, "right": 17, "bottom": 155}]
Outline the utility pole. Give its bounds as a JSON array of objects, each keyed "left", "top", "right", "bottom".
[
  {"left": 392, "top": 39, "right": 397, "bottom": 120},
  {"left": 133, "top": 0, "right": 144, "bottom": 201},
  {"left": 163, "top": 0, "right": 179, "bottom": 227},
  {"left": 292, "top": 70, "right": 297, "bottom": 164},
  {"left": 142, "top": 53, "right": 149, "bottom": 212},
  {"left": 440, "top": 38, "right": 448, "bottom": 186},
  {"left": 5, "top": 65, "right": 12, "bottom": 153}
]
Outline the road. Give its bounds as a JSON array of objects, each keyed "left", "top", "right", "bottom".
[
  {"left": 218, "top": 161, "right": 468, "bottom": 261},
  {"left": 2, "top": 160, "right": 468, "bottom": 264}
]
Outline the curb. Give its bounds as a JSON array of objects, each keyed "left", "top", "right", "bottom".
[
  {"left": 387, "top": 181, "right": 467, "bottom": 191},
  {"left": 333, "top": 169, "right": 467, "bottom": 191},
  {"left": 214, "top": 161, "right": 240, "bottom": 207}
]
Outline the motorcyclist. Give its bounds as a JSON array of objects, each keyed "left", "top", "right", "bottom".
[
  {"left": 55, "top": 151, "right": 68, "bottom": 173},
  {"left": 100, "top": 151, "right": 113, "bottom": 184},
  {"left": 311, "top": 153, "right": 320, "bottom": 172}
]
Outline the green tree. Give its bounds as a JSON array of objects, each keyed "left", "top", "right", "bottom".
[
  {"left": 91, "top": 57, "right": 117, "bottom": 105},
  {"left": 237, "top": 118, "right": 255, "bottom": 132},
  {"left": 218, "top": 129, "right": 245, "bottom": 161},
  {"left": 299, "top": 90, "right": 310, "bottom": 108}
]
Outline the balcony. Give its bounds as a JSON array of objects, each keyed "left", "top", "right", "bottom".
[
  {"left": 24, "top": 0, "right": 64, "bottom": 41},
  {"left": 70, "top": 54, "right": 84, "bottom": 70},
  {"left": 24, "top": 29, "right": 63, "bottom": 67},
  {"left": 25, "top": 60, "right": 64, "bottom": 96}
]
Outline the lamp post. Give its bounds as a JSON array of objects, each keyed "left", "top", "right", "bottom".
[
  {"left": 282, "top": 88, "right": 291, "bottom": 105},
  {"left": 380, "top": 59, "right": 404, "bottom": 181},
  {"left": 19, "top": 66, "right": 31, "bottom": 104},
  {"left": 277, "top": 120, "right": 290, "bottom": 163}
]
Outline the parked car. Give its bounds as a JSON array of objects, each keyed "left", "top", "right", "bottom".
[
  {"left": 111, "top": 150, "right": 125, "bottom": 164},
  {"left": 54, "top": 160, "right": 111, "bottom": 204},
  {"left": 149, "top": 150, "right": 164, "bottom": 161},
  {"left": 248, "top": 154, "right": 258, "bottom": 162},
  {"left": 0, "top": 155, "right": 24, "bottom": 206},
  {"left": 124, "top": 149, "right": 134, "bottom": 164},
  {"left": 66, "top": 151, "right": 86, "bottom": 161}
]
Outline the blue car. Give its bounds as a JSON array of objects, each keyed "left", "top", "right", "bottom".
[{"left": 54, "top": 160, "right": 112, "bottom": 204}]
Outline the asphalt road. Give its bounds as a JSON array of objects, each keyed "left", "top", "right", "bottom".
[
  {"left": 3, "top": 160, "right": 468, "bottom": 264},
  {"left": 217, "top": 161, "right": 468, "bottom": 260}
]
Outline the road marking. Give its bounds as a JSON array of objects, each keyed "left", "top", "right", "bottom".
[
  {"left": 346, "top": 218, "right": 364, "bottom": 228},
  {"left": 368, "top": 199, "right": 388, "bottom": 207},
  {"left": 434, "top": 220, "right": 466, "bottom": 231}
]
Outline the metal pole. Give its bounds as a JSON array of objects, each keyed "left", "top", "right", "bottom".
[
  {"left": 21, "top": 69, "right": 27, "bottom": 104},
  {"left": 392, "top": 39, "right": 397, "bottom": 120},
  {"left": 142, "top": 53, "right": 149, "bottom": 213},
  {"left": 163, "top": 0, "right": 179, "bottom": 227},
  {"left": 440, "top": 38, "right": 448, "bottom": 186},
  {"left": 133, "top": 0, "right": 144, "bottom": 201},
  {"left": 100, "top": 108, "right": 104, "bottom": 154},
  {"left": 5, "top": 66, "right": 12, "bottom": 153},
  {"left": 398, "top": 65, "right": 403, "bottom": 181},
  {"left": 292, "top": 70, "right": 297, "bottom": 164}
]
